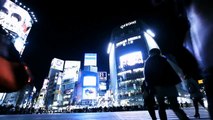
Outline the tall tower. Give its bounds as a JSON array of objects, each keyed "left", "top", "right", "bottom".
[
  {"left": 73, "top": 53, "right": 99, "bottom": 106},
  {"left": 108, "top": 20, "right": 158, "bottom": 106},
  {"left": 46, "top": 58, "right": 64, "bottom": 110}
]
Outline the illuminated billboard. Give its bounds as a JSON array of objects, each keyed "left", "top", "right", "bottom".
[
  {"left": 83, "top": 76, "right": 96, "bottom": 86},
  {"left": 99, "top": 82, "right": 107, "bottom": 90},
  {"left": 0, "top": 0, "right": 33, "bottom": 41},
  {"left": 82, "top": 87, "right": 96, "bottom": 99},
  {"left": 50, "top": 58, "right": 64, "bottom": 71},
  {"left": 79, "top": 71, "right": 99, "bottom": 101},
  {"left": 63, "top": 60, "right": 81, "bottom": 81},
  {"left": 119, "top": 51, "right": 143, "bottom": 71},
  {"left": 99, "top": 72, "right": 107, "bottom": 81},
  {"left": 84, "top": 53, "right": 97, "bottom": 66}
]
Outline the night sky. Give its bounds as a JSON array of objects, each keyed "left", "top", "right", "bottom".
[{"left": 18, "top": 0, "right": 202, "bottom": 90}]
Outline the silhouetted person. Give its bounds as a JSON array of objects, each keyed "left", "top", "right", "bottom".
[
  {"left": 149, "top": 0, "right": 213, "bottom": 118},
  {"left": 141, "top": 80, "right": 157, "bottom": 120},
  {"left": 144, "top": 48, "right": 189, "bottom": 120},
  {"left": 185, "top": 75, "right": 206, "bottom": 118}
]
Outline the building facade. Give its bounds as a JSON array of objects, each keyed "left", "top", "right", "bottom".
[{"left": 108, "top": 20, "right": 155, "bottom": 106}]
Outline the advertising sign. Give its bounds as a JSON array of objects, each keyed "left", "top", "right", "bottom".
[
  {"left": 82, "top": 87, "right": 96, "bottom": 99},
  {"left": 83, "top": 76, "right": 96, "bottom": 86},
  {"left": 63, "top": 60, "right": 81, "bottom": 81},
  {"left": 119, "top": 51, "right": 143, "bottom": 71},
  {"left": 84, "top": 53, "right": 97, "bottom": 66},
  {"left": 0, "top": 0, "right": 33, "bottom": 41},
  {"left": 99, "top": 72, "right": 107, "bottom": 81},
  {"left": 50, "top": 58, "right": 64, "bottom": 71}
]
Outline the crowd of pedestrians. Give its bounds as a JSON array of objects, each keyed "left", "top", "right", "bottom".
[{"left": 0, "top": 104, "right": 156, "bottom": 114}]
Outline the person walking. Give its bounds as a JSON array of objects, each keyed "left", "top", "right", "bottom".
[
  {"left": 141, "top": 80, "right": 157, "bottom": 120},
  {"left": 144, "top": 48, "right": 189, "bottom": 120},
  {"left": 185, "top": 75, "right": 206, "bottom": 118}
]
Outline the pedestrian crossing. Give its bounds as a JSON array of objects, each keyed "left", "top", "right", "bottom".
[
  {"left": 114, "top": 107, "right": 210, "bottom": 120},
  {"left": 0, "top": 107, "right": 210, "bottom": 120}
]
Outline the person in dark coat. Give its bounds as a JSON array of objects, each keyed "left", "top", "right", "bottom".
[
  {"left": 141, "top": 80, "right": 157, "bottom": 120},
  {"left": 185, "top": 75, "right": 206, "bottom": 118},
  {"left": 144, "top": 48, "right": 189, "bottom": 120}
]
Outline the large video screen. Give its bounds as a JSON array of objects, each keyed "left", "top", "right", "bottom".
[
  {"left": 118, "top": 51, "right": 143, "bottom": 71},
  {"left": 0, "top": 0, "right": 33, "bottom": 41},
  {"left": 83, "top": 76, "right": 96, "bottom": 86},
  {"left": 82, "top": 87, "right": 96, "bottom": 99},
  {"left": 63, "top": 60, "right": 81, "bottom": 81}
]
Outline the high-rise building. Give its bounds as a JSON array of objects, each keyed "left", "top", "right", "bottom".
[
  {"left": 35, "top": 79, "right": 49, "bottom": 109},
  {"left": 72, "top": 53, "right": 99, "bottom": 106},
  {"left": 45, "top": 58, "right": 64, "bottom": 111},
  {"left": 61, "top": 60, "right": 81, "bottom": 108},
  {"left": 98, "top": 71, "right": 108, "bottom": 96},
  {"left": 74, "top": 71, "right": 99, "bottom": 106},
  {"left": 108, "top": 20, "right": 158, "bottom": 106},
  {"left": 16, "top": 83, "right": 36, "bottom": 108},
  {"left": 2, "top": 92, "right": 20, "bottom": 106},
  {"left": 0, "top": 93, "right": 6, "bottom": 105}
]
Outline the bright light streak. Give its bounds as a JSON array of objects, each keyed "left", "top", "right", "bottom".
[
  {"left": 107, "top": 42, "right": 113, "bottom": 54},
  {"left": 144, "top": 32, "right": 160, "bottom": 51},
  {"left": 146, "top": 29, "right": 155, "bottom": 37}
]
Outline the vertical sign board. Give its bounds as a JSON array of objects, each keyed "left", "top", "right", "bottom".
[
  {"left": 84, "top": 53, "right": 97, "bottom": 66},
  {"left": 99, "top": 72, "right": 107, "bottom": 81},
  {"left": 81, "top": 71, "right": 98, "bottom": 100}
]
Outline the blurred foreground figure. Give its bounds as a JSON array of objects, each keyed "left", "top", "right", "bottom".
[
  {"left": 0, "top": 27, "right": 29, "bottom": 92},
  {"left": 0, "top": 57, "right": 29, "bottom": 92},
  {"left": 144, "top": 48, "right": 189, "bottom": 120},
  {"left": 151, "top": 0, "right": 213, "bottom": 118},
  {"left": 184, "top": 1, "right": 213, "bottom": 119}
]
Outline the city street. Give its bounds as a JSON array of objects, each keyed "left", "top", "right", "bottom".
[{"left": 0, "top": 107, "right": 210, "bottom": 120}]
